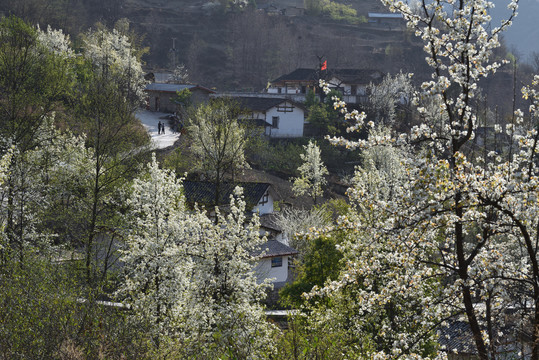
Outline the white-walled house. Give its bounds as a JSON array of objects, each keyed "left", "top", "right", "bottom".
[
  {"left": 368, "top": 12, "right": 405, "bottom": 29},
  {"left": 182, "top": 181, "right": 298, "bottom": 288},
  {"left": 234, "top": 97, "right": 307, "bottom": 138},
  {"left": 253, "top": 240, "right": 298, "bottom": 288}
]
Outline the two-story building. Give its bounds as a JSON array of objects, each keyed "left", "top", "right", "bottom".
[
  {"left": 182, "top": 180, "right": 298, "bottom": 287},
  {"left": 235, "top": 96, "right": 307, "bottom": 138},
  {"left": 267, "top": 68, "right": 384, "bottom": 104}
]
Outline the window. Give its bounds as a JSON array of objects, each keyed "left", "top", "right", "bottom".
[
  {"left": 277, "top": 104, "right": 294, "bottom": 112},
  {"left": 259, "top": 192, "right": 269, "bottom": 205},
  {"left": 271, "top": 257, "right": 283, "bottom": 267},
  {"left": 272, "top": 116, "right": 279, "bottom": 129}
]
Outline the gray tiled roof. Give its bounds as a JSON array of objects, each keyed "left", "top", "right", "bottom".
[
  {"left": 259, "top": 213, "right": 282, "bottom": 232},
  {"left": 183, "top": 181, "right": 270, "bottom": 209},
  {"left": 145, "top": 83, "right": 215, "bottom": 93},
  {"left": 438, "top": 321, "right": 477, "bottom": 355},
  {"left": 271, "top": 68, "right": 319, "bottom": 83},
  {"left": 253, "top": 240, "right": 298, "bottom": 258},
  {"left": 271, "top": 68, "right": 383, "bottom": 85},
  {"left": 438, "top": 319, "right": 519, "bottom": 356}
]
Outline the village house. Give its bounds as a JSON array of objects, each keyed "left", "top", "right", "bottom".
[
  {"left": 368, "top": 12, "right": 405, "bottom": 30},
  {"left": 267, "top": 68, "right": 384, "bottom": 104},
  {"left": 253, "top": 239, "right": 298, "bottom": 287},
  {"left": 234, "top": 96, "right": 307, "bottom": 138},
  {"left": 211, "top": 94, "right": 307, "bottom": 138},
  {"left": 182, "top": 180, "right": 298, "bottom": 287},
  {"left": 182, "top": 180, "right": 275, "bottom": 215},
  {"left": 144, "top": 83, "right": 214, "bottom": 113}
]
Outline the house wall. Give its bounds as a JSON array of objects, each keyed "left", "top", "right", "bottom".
[
  {"left": 146, "top": 91, "right": 176, "bottom": 113},
  {"left": 268, "top": 84, "right": 312, "bottom": 95},
  {"left": 259, "top": 227, "right": 290, "bottom": 246},
  {"left": 243, "top": 105, "right": 305, "bottom": 138},
  {"left": 328, "top": 77, "right": 368, "bottom": 96},
  {"left": 252, "top": 192, "right": 274, "bottom": 214},
  {"left": 368, "top": 17, "right": 405, "bottom": 29},
  {"left": 265, "top": 102, "right": 304, "bottom": 138},
  {"left": 273, "top": 232, "right": 288, "bottom": 244},
  {"left": 255, "top": 256, "right": 289, "bottom": 284}
]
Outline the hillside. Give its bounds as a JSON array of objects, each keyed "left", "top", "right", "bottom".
[
  {"left": 0, "top": 0, "right": 428, "bottom": 90},
  {"left": 122, "top": 0, "right": 427, "bottom": 89}
]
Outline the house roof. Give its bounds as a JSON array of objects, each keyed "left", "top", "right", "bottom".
[
  {"left": 229, "top": 96, "right": 306, "bottom": 113},
  {"left": 438, "top": 318, "right": 518, "bottom": 356},
  {"left": 234, "top": 97, "right": 289, "bottom": 112},
  {"left": 259, "top": 213, "right": 283, "bottom": 232},
  {"left": 368, "top": 12, "right": 404, "bottom": 19},
  {"left": 438, "top": 321, "right": 477, "bottom": 355},
  {"left": 144, "top": 83, "right": 215, "bottom": 94},
  {"left": 271, "top": 68, "right": 319, "bottom": 83},
  {"left": 253, "top": 240, "right": 298, "bottom": 258},
  {"left": 271, "top": 68, "right": 383, "bottom": 85},
  {"left": 183, "top": 181, "right": 271, "bottom": 209}
]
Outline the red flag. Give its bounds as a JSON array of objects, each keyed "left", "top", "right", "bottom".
[{"left": 321, "top": 60, "right": 327, "bottom": 71}]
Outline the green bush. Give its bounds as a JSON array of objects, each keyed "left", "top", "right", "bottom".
[
  {"left": 280, "top": 232, "right": 345, "bottom": 308},
  {"left": 0, "top": 253, "right": 152, "bottom": 359}
]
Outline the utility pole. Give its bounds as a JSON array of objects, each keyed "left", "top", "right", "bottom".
[{"left": 169, "top": 37, "right": 177, "bottom": 70}]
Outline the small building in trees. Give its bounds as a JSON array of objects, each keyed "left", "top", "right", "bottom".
[
  {"left": 268, "top": 68, "right": 384, "bottom": 104},
  {"left": 259, "top": 213, "right": 289, "bottom": 244},
  {"left": 368, "top": 12, "right": 405, "bottom": 29},
  {"left": 253, "top": 240, "right": 298, "bottom": 287},
  {"left": 182, "top": 180, "right": 298, "bottom": 287},
  {"left": 232, "top": 96, "right": 307, "bottom": 138},
  {"left": 182, "top": 180, "right": 275, "bottom": 215},
  {"left": 144, "top": 83, "right": 214, "bottom": 113}
]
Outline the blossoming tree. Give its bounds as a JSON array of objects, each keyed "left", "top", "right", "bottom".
[
  {"left": 306, "top": 0, "right": 539, "bottom": 358},
  {"left": 78, "top": 25, "right": 149, "bottom": 281},
  {"left": 119, "top": 155, "right": 276, "bottom": 358},
  {"left": 188, "top": 99, "right": 249, "bottom": 207},
  {"left": 292, "top": 140, "right": 329, "bottom": 205}
]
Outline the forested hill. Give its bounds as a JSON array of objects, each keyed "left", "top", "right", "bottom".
[{"left": 0, "top": 0, "right": 427, "bottom": 90}]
